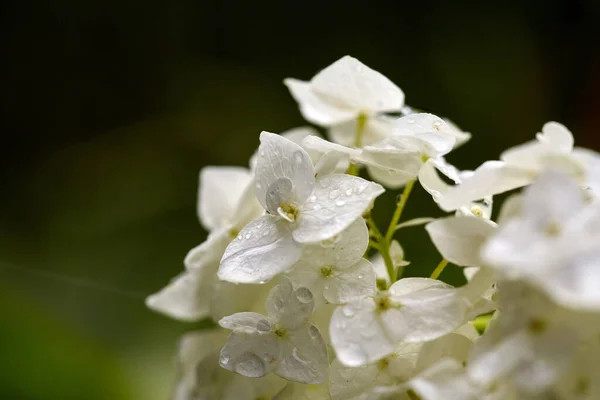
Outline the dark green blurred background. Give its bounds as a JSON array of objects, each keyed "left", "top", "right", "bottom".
[{"left": 1, "top": 0, "right": 599, "bottom": 398}]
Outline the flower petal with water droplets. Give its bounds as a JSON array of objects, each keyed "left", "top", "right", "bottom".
[{"left": 276, "top": 324, "right": 328, "bottom": 384}]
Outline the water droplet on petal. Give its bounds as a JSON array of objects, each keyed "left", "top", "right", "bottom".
[
  {"left": 407, "top": 118, "right": 415, "bottom": 124},
  {"left": 308, "top": 325, "right": 320, "bottom": 339},
  {"left": 256, "top": 221, "right": 263, "bottom": 228},
  {"left": 293, "top": 151, "right": 304, "bottom": 164},
  {"left": 328, "top": 189, "right": 340, "bottom": 199},
  {"left": 244, "top": 233, "right": 252, "bottom": 239},
  {"left": 345, "top": 188, "right": 353, "bottom": 196},
  {"left": 346, "top": 344, "right": 368, "bottom": 365},
  {"left": 308, "top": 194, "right": 317, "bottom": 203},
  {"left": 313, "top": 204, "right": 322, "bottom": 211},
  {"left": 234, "top": 353, "right": 266, "bottom": 377},
  {"left": 342, "top": 305, "right": 355, "bottom": 317},
  {"left": 335, "top": 200, "right": 346, "bottom": 206},
  {"left": 220, "top": 354, "right": 230, "bottom": 365},
  {"left": 292, "top": 347, "right": 308, "bottom": 365},
  {"left": 237, "top": 234, "right": 243, "bottom": 240},
  {"left": 295, "top": 287, "right": 313, "bottom": 303},
  {"left": 319, "top": 180, "right": 329, "bottom": 188},
  {"left": 358, "top": 274, "right": 364, "bottom": 279},
  {"left": 256, "top": 183, "right": 262, "bottom": 189},
  {"left": 361, "top": 330, "right": 375, "bottom": 339},
  {"left": 256, "top": 319, "right": 272, "bottom": 332}
]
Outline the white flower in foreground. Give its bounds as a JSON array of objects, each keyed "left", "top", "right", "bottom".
[
  {"left": 330, "top": 272, "right": 495, "bottom": 367},
  {"left": 482, "top": 171, "right": 600, "bottom": 310},
  {"left": 329, "top": 327, "right": 476, "bottom": 400},
  {"left": 218, "top": 132, "right": 384, "bottom": 283},
  {"left": 466, "top": 281, "right": 600, "bottom": 396},
  {"left": 284, "top": 55, "right": 404, "bottom": 127},
  {"left": 438, "top": 121, "right": 600, "bottom": 211},
  {"left": 219, "top": 280, "right": 329, "bottom": 384},
  {"left": 146, "top": 166, "right": 263, "bottom": 321},
  {"left": 286, "top": 218, "right": 376, "bottom": 305},
  {"left": 174, "top": 330, "right": 286, "bottom": 400}
]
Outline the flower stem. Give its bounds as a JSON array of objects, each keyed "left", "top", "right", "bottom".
[
  {"left": 471, "top": 313, "right": 493, "bottom": 334},
  {"left": 365, "top": 213, "right": 395, "bottom": 287},
  {"left": 430, "top": 258, "right": 449, "bottom": 280},
  {"left": 384, "top": 180, "right": 415, "bottom": 244},
  {"left": 346, "top": 114, "right": 368, "bottom": 176}
]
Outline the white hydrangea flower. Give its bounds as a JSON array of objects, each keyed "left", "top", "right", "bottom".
[
  {"left": 284, "top": 55, "right": 405, "bottom": 127},
  {"left": 274, "top": 382, "right": 330, "bottom": 400},
  {"left": 329, "top": 272, "right": 495, "bottom": 367},
  {"left": 482, "top": 171, "right": 600, "bottom": 310},
  {"left": 173, "top": 330, "right": 286, "bottom": 400},
  {"left": 329, "top": 327, "right": 476, "bottom": 400},
  {"left": 286, "top": 218, "right": 376, "bottom": 305},
  {"left": 218, "top": 132, "right": 384, "bottom": 284},
  {"left": 328, "top": 115, "right": 397, "bottom": 148},
  {"left": 218, "top": 279, "right": 329, "bottom": 384},
  {"left": 438, "top": 122, "right": 600, "bottom": 211},
  {"left": 466, "top": 281, "right": 600, "bottom": 396},
  {"left": 146, "top": 166, "right": 263, "bottom": 321}
]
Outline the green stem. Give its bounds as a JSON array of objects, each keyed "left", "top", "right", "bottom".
[
  {"left": 365, "top": 214, "right": 395, "bottom": 287},
  {"left": 345, "top": 114, "right": 368, "bottom": 176},
  {"left": 430, "top": 258, "right": 449, "bottom": 280},
  {"left": 384, "top": 180, "right": 415, "bottom": 245},
  {"left": 471, "top": 314, "right": 493, "bottom": 334}
]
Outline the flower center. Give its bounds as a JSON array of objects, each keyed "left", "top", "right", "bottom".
[
  {"left": 274, "top": 327, "right": 287, "bottom": 338},
  {"left": 320, "top": 266, "right": 334, "bottom": 278},
  {"left": 527, "top": 317, "right": 548, "bottom": 335},
  {"left": 278, "top": 203, "right": 298, "bottom": 223}
]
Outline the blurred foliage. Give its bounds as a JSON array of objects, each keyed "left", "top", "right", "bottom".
[{"left": 0, "top": 0, "right": 599, "bottom": 398}]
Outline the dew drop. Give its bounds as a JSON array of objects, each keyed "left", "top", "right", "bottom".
[
  {"left": 256, "top": 183, "right": 262, "bottom": 189},
  {"left": 407, "top": 118, "right": 415, "bottom": 124},
  {"left": 328, "top": 189, "right": 340, "bottom": 199},
  {"left": 342, "top": 305, "right": 355, "bottom": 317},
  {"left": 345, "top": 188, "right": 353, "bottom": 196},
  {"left": 308, "top": 194, "right": 317, "bottom": 203},
  {"left": 219, "top": 354, "right": 230, "bottom": 365},
  {"left": 259, "top": 151, "right": 265, "bottom": 157},
  {"left": 295, "top": 287, "right": 313, "bottom": 303},
  {"left": 346, "top": 344, "right": 368, "bottom": 365},
  {"left": 292, "top": 347, "right": 308, "bottom": 364},
  {"left": 256, "top": 319, "right": 272, "bottom": 332},
  {"left": 335, "top": 200, "right": 346, "bottom": 207},
  {"left": 358, "top": 273, "right": 364, "bottom": 279},
  {"left": 244, "top": 233, "right": 252, "bottom": 239},
  {"left": 308, "top": 325, "right": 320, "bottom": 339},
  {"left": 237, "top": 234, "right": 243, "bottom": 240},
  {"left": 234, "top": 353, "right": 266, "bottom": 378},
  {"left": 319, "top": 180, "right": 329, "bottom": 188},
  {"left": 293, "top": 151, "right": 304, "bottom": 164},
  {"left": 433, "top": 121, "right": 442, "bottom": 131},
  {"left": 256, "top": 221, "right": 263, "bottom": 228},
  {"left": 361, "top": 330, "right": 375, "bottom": 339},
  {"left": 313, "top": 204, "right": 322, "bottom": 211}
]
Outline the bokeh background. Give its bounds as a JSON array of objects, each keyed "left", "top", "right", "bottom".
[{"left": 1, "top": 0, "right": 599, "bottom": 398}]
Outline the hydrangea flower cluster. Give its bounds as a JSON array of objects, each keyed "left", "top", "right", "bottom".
[{"left": 147, "top": 56, "right": 600, "bottom": 399}]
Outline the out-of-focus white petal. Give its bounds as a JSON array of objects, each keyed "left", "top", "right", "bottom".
[
  {"left": 276, "top": 324, "right": 328, "bottom": 384},
  {"left": 218, "top": 215, "right": 301, "bottom": 283},
  {"left": 439, "top": 161, "right": 531, "bottom": 211},
  {"left": 426, "top": 216, "right": 497, "bottom": 267},
  {"left": 219, "top": 312, "right": 267, "bottom": 332},
  {"left": 294, "top": 175, "right": 384, "bottom": 243},
  {"left": 415, "top": 333, "right": 474, "bottom": 373},
  {"left": 146, "top": 270, "right": 212, "bottom": 322},
  {"left": 266, "top": 279, "right": 315, "bottom": 330},
  {"left": 328, "top": 115, "right": 396, "bottom": 147},
  {"left": 199, "top": 166, "right": 253, "bottom": 230},
  {"left": 274, "top": 382, "right": 330, "bottom": 400},
  {"left": 185, "top": 226, "right": 232, "bottom": 271},
  {"left": 408, "top": 358, "right": 478, "bottom": 400},
  {"left": 310, "top": 55, "right": 405, "bottom": 114},
  {"left": 255, "top": 132, "right": 315, "bottom": 208},
  {"left": 314, "top": 150, "right": 350, "bottom": 177},
  {"left": 393, "top": 113, "right": 452, "bottom": 137},
  {"left": 329, "top": 359, "right": 388, "bottom": 400},
  {"left": 323, "top": 258, "right": 377, "bottom": 304},
  {"left": 536, "top": 121, "right": 574, "bottom": 152},
  {"left": 366, "top": 164, "right": 416, "bottom": 189},
  {"left": 284, "top": 78, "right": 357, "bottom": 126},
  {"left": 219, "top": 330, "right": 281, "bottom": 378},
  {"left": 302, "top": 135, "right": 362, "bottom": 159},
  {"left": 223, "top": 374, "right": 287, "bottom": 400}
]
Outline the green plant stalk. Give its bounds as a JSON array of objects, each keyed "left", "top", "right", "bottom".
[
  {"left": 345, "top": 114, "right": 368, "bottom": 176},
  {"left": 430, "top": 258, "right": 449, "bottom": 280}
]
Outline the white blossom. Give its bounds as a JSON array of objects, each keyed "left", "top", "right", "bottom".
[
  {"left": 218, "top": 132, "right": 384, "bottom": 284},
  {"left": 218, "top": 279, "right": 329, "bottom": 384}
]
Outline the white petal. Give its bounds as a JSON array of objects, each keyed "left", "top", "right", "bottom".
[
  {"left": 198, "top": 166, "right": 253, "bottom": 231},
  {"left": 294, "top": 174, "right": 384, "bottom": 243},
  {"left": 146, "top": 270, "right": 212, "bottom": 322},
  {"left": 496, "top": 193, "right": 522, "bottom": 224},
  {"left": 184, "top": 226, "right": 231, "bottom": 271},
  {"left": 255, "top": 132, "right": 315, "bottom": 208},
  {"left": 418, "top": 158, "right": 461, "bottom": 204},
  {"left": 284, "top": 78, "right": 357, "bottom": 126},
  {"left": 273, "top": 382, "right": 330, "bottom": 400},
  {"left": 266, "top": 279, "right": 315, "bottom": 330},
  {"left": 266, "top": 178, "right": 296, "bottom": 214},
  {"left": 415, "top": 333, "right": 474, "bottom": 373},
  {"left": 210, "top": 280, "right": 271, "bottom": 321},
  {"left": 408, "top": 358, "right": 477, "bottom": 400},
  {"left": 276, "top": 324, "right": 328, "bottom": 384},
  {"left": 384, "top": 279, "right": 469, "bottom": 343},
  {"left": 219, "top": 312, "right": 268, "bottom": 332},
  {"left": 425, "top": 216, "right": 497, "bottom": 267},
  {"left": 314, "top": 150, "right": 350, "bottom": 177},
  {"left": 329, "top": 359, "right": 382, "bottom": 400},
  {"left": 219, "top": 330, "right": 280, "bottom": 378},
  {"left": 521, "top": 170, "right": 583, "bottom": 229},
  {"left": 301, "top": 217, "right": 369, "bottom": 269},
  {"left": 536, "top": 121, "right": 574, "bottom": 152},
  {"left": 330, "top": 298, "right": 396, "bottom": 366},
  {"left": 223, "top": 374, "right": 287, "bottom": 400},
  {"left": 302, "top": 135, "right": 362, "bottom": 159},
  {"left": 328, "top": 115, "right": 395, "bottom": 147},
  {"left": 218, "top": 215, "right": 301, "bottom": 283},
  {"left": 366, "top": 164, "right": 416, "bottom": 189},
  {"left": 438, "top": 161, "right": 532, "bottom": 211},
  {"left": 393, "top": 113, "right": 452, "bottom": 136},
  {"left": 323, "top": 258, "right": 377, "bottom": 304},
  {"left": 311, "top": 55, "right": 404, "bottom": 114}
]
